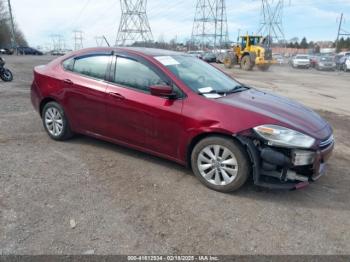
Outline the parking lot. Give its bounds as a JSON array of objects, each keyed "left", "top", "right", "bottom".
[{"left": 1, "top": 55, "right": 350, "bottom": 255}]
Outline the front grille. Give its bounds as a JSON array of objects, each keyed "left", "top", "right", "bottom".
[{"left": 319, "top": 135, "right": 334, "bottom": 148}]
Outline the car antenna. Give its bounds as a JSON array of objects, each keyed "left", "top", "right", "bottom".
[{"left": 103, "top": 35, "right": 110, "bottom": 47}]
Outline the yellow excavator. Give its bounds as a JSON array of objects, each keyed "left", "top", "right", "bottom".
[{"left": 224, "top": 35, "right": 274, "bottom": 71}]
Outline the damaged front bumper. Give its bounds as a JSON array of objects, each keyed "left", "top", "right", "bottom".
[{"left": 237, "top": 135, "right": 334, "bottom": 190}]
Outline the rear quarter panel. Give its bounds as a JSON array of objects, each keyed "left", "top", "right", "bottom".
[{"left": 32, "top": 62, "right": 68, "bottom": 116}]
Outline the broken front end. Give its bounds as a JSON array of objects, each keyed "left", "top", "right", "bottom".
[{"left": 237, "top": 125, "right": 334, "bottom": 190}]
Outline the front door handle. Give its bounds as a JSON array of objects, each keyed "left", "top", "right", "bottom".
[
  {"left": 109, "top": 92, "right": 125, "bottom": 100},
  {"left": 63, "top": 79, "right": 73, "bottom": 85}
]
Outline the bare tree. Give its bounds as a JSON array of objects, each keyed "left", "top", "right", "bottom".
[{"left": 0, "top": 1, "right": 27, "bottom": 48}]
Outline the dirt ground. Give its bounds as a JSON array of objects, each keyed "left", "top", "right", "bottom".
[{"left": 0, "top": 55, "right": 349, "bottom": 255}]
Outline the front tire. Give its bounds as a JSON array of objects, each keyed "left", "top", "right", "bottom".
[
  {"left": 257, "top": 64, "right": 270, "bottom": 71},
  {"left": 224, "top": 54, "right": 234, "bottom": 68},
  {"left": 191, "top": 136, "right": 250, "bottom": 193},
  {"left": 241, "top": 55, "right": 253, "bottom": 71},
  {"left": 42, "top": 102, "right": 73, "bottom": 141}
]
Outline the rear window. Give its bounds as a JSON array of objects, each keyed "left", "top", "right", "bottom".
[
  {"left": 73, "top": 55, "right": 110, "bottom": 80},
  {"left": 62, "top": 58, "right": 74, "bottom": 71}
]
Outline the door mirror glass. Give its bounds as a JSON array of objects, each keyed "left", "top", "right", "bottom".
[{"left": 150, "top": 85, "right": 175, "bottom": 99}]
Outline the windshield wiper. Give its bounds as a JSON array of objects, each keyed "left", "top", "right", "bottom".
[
  {"left": 198, "top": 85, "right": 248, "bottom": 96},
  {"left": 226, "top": 85, "right": 249, "bottom": 94},
  {"left": 199, "top": 89, "right": 226, "bottom": 95}
]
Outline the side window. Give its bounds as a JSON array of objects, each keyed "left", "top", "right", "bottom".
[
  {"left": 73, "top": 55, "right": 110, "bottom": 80},
  {"left": 114, "top": 57, "right": 165, "bottom": 92},
  {"left": 62, "top": 58, "right": 74, "bottom": 71}
]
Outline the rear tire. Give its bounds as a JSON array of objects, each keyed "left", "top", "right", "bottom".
[
  {"left": 42, "top": 102, "right": 73, "bottom": 141},
  {"left": 0, "top": 69, "right": 13, "bottom": 82},
  {"left": 191, "top": 136, "right": 250, "bottom": 193}
]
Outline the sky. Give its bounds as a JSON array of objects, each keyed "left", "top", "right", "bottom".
[{"left": 10, "top": 0, "right": 350, "bottom": 49}]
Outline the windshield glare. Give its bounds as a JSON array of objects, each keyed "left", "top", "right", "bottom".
[
  {"left": 157, "top": 55, "right": 242, "bottom": 94},
  {"left": 320, "top": 56, "right": 333, "bottom": 62}
]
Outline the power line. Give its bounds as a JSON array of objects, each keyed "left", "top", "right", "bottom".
[
  {"left": 116, "top": 0, "right": 153, "bottom": 46},
  {"left": 69, "top": 0, "right": 92, "bottom": 30}
]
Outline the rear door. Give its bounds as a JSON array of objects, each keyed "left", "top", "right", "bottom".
[
  {"left": 105, "top": 54, "right": 184, "bottom": 158},
  {"left": 62, "top": 53, "right": 112, "bottom": 135}
]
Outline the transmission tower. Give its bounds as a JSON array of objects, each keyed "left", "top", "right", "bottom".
[
  {"left": 116, "top": 0, "right": 153, "bottom": 46},
  {"left": 191, "top": 0, "right": 229, "bottom": 50},
  {"left": 73, "top": 30, "right": 84, "bottom": 50},
  {"left": 257, "top": 0, "right": 288, "bottom": 45},
  {"left": 51, "top": 34, "right": 65, "bottom": 51}
]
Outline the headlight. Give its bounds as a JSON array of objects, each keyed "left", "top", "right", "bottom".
[{"left": 253, "top": 125, "right": 316, "bottom": 148}]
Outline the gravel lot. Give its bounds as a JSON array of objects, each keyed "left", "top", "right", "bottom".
[{"left": 1, "top": 55, "right": 350, "bottom": 255}]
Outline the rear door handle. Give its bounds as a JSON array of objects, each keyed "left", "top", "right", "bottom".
[
  {"left": 63, "top": 79, "right": 73, "bottom": 85},
  {"left": 109, "top": 92, "right": 125, "bottom": 100}
]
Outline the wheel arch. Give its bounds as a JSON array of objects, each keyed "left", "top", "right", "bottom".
[
  {"left": 241, "top": 52, "right": 251, "bottom": 59},
  {"left": 39, "top": 97, "right": 58, "bottom": 117},
  {"left": 186, "top": 132, "right": 245, "bottom": 168}
]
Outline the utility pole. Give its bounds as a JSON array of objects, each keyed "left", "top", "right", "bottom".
[
  {"left": 191, "top": 0, "right": 229, "bottom": 51},
  {"left": 336, "top": 13, "right": 343, "bottom": 46},
  {"left": 73, "top": 30, "right": 84, "bottom": 50},
  {"left": 336, "top": 13, "right": 350, "bottom": 51},
  {"left": 116, "top": 0, "right": 153, "bottom": 46},
  {"left": 7, "top": 0, "right": 17, "bottom": 51}
]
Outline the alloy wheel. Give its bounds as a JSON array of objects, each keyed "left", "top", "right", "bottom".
[
  {"left": 44, "top": 107, "right": 64, "bottom": 137},
  {"left": 197, "top": 145, "right": 238, "bottom": 186}
]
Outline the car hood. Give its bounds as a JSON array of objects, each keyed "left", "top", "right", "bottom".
[{"left": 218, "top": 89, "right": 330, "bottom": 139}]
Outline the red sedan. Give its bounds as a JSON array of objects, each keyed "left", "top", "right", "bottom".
[{"left": 31, "top": 47, "right": 334, "bottom": 192}]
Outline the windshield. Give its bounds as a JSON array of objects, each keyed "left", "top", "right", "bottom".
[
  {"left": 154, "top": 55, "right": 245, "bottom": 96},
  {"left": 296, "top": 56, "right": 309, "bottom": 59},
  {"left": 249, "top": 37, "right": 260, "bottom": 45},
  {"left": 320, "top": 56, "right": 333, "bottom": 62}
]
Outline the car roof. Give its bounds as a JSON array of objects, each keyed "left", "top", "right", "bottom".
[{"left": 73, "top": 47, "right": 184, "bottom": 58}]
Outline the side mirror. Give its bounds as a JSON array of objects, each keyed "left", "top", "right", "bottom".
[{"left": 150, "top": 85, "right": 176, "bottom": 99}]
